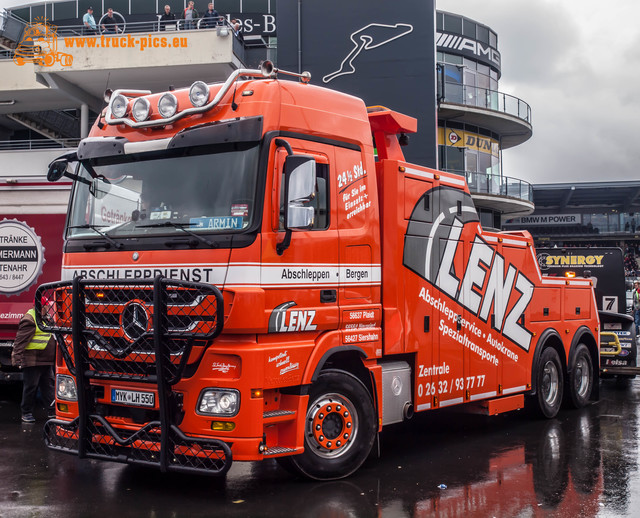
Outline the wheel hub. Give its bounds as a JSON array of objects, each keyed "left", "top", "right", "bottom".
[{"left": 311, "top": 402, "right": 353, "bottom": 451}]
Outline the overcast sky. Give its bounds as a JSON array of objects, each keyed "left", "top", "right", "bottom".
[{"left": 436, "top": 0, "right": 639, "bottom": 185}]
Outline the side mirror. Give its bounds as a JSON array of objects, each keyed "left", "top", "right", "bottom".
[
  {"left": 47, "top": 151, "right": 79, "bottom": 182},
  {"left": 47, "top": 160, "right": 68, "bottom": 182},
  {"left": 284, "top": 155, "right": 316, "bottom": 230}
]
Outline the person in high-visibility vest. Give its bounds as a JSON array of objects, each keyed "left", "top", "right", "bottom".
[{"left": 11, "top": 305, "right": 55, "bottom": 423}]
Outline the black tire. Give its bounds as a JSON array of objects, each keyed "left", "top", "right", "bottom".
[
  {"left": 278, "top": 370, "right": 376, "bottom": 480},
  {"left": 531, "top": 347, "right": 564, "bottom": 418},
  {"left": 566, "top": 344, "right": 593, "bottom": 409}
]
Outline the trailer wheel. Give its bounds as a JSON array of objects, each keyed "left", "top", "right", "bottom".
[
  {"left": 566, "top": 344, "right": 593, "bottom": 408},
  {"left": 280, "top": 370, "right": 376, "bottom": 480},
  {"left": 532, "top": 347, "right": 564, "bottom": 418}
]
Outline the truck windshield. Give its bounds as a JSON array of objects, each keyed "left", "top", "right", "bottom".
[{"left": 67, "top": 144, "right": 260, "bottom": 239}]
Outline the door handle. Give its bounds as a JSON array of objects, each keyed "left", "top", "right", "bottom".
[{"left": 320, "top": 289, "right": 337, "bottom": 303}]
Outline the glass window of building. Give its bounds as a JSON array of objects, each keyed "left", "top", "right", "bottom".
[
  {"left": 477, "top": 24, "right": 489, "bottom": 45},
  {"left": 31, "top": 4, "right": 45, "bottom": 22},
  {"left": 479, "top": 152, "right": 492, "bottom": 176},
  {"left": 443, "top": 64, "right": 463, "bottom": 103},
  {"left": 53, "top": 2, "right": 77, "bottom": 20},
  {"left": 131, "top": 0, "right": 157, "bottom": 15},
  {"left": 466, "top": 149, "right": 478, "bottom": 173},
  {"left": 78, "top": 1, "right": 98, "bottom": 17},
  {"left": 435, "top": 12, "right": 444, "bottom": 31},
  {"left": 443, "top": 13, "right": 462, "bottom": 33},
  {"left": 444, "top": 146, "right": 464, "bottom": 173},
  {"left": 463, "top": 68, "right": 477, "bottom": 106},
  {"left": 590, "top": 214, "right": 608, "bottom": 233},
  {"left": 194, "top": 1, "right": 213, "bottom": 12},
  {"left": 489, "top": 31, "right": 497, "bottom": 48},
  {"left": 164, "top": 1, "right": 186, "bottom": 16},
  {"left": 216, "top": 0, "right": 242, "bottom": 13},
  {"left": 11, "top": 8, "right": 29, "bottom": 22},
  {"left": 243, "top": 0, "right": 269, "bottom": 13},
  {"left": 462, "top": 19, "right": 476, "bottom": 38},
  {"left": 104, "top": 0, "right": 130, "bottom": 16},
  {"left": 608, "top": 213, "right": 621, "bottom": 233}
]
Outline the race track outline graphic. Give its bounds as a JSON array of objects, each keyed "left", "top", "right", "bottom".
[
  {"left": 323, "top": 22, "right": 414, "bottom": 83},
  {"left": 14, "top": 18, "right": 73, "bottom": 67}
]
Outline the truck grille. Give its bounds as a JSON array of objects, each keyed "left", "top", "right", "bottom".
[{"left": 35, "top": 277, "right": 224, "bottom": 384}]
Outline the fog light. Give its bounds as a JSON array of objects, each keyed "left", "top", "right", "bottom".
[
  {"left": 158, "top": 92, "right": 178, "bottom": 118},
  {"left": 56, "top": 374, "right": 77, "bottom": 401},
  {"left": 211, "top": 421, "right": 235, "bottom": 431},
  {"left": 132, "top": 97, "right": 151, "bottom": 122},
  {"left": 57, "top": 403, "right": 69, "bottom": 413},
  {"left": 110, "top": 94, "right": 128, "bottom": 118},
  {"left": 197, "top": 388, "right": 239, "bottom": 416},
  {"left": 189, "top": 81, "right": 210, "bottom": 107}
]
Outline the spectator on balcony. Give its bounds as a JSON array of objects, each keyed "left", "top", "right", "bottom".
[
  {"left": 202, "top": 3, "right": 221, "bottom": 29},
  {"left": 101, "top": 8, "right": 120, "bottom": 34},
  {"left": 182, "top": 1, "right": 199, "bottom": 30},
  {"left": 159, "top": 5, "right": 176, "bottom": 31},
  {"left": 231, "top": 18, "right": 244, "bottom": 42},
  {"left": 82, "top": 7, "right": 98, "bottom": 35}
]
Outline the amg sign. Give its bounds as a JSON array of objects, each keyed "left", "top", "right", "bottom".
[{"left": 436, "top": 31, "right": 501, "bottom": 73}]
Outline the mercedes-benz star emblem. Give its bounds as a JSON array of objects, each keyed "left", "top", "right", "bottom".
[{"left": 121, "top": 302, "right": 149, "bottom": 341}]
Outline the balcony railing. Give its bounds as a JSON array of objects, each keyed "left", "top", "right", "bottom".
[
  {"left": 0, "top": 18, "right": 246, "bottom": 62},
  {"left": 0, "top": 138, "right": 78, "bottom": 150},
  {"left": 440, "top": 82, "right": 532, "bottom": 125},
  {"left": 445, "top": 169, "right": 533, "bottom": 203}
]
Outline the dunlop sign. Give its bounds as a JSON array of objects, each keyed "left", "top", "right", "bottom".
[{"left": 0, "top": 220, "right": 45, "bottom": 295}]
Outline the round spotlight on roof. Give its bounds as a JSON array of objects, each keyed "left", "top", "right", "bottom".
[
  {"left": 110, "top": 94, "right": 128, "bottom": 119},
  {"left": 158, "top": 93, "right": 178, "bottom": 118},
  {"left": 132, "top": 97, "right": 151, "bottom": 122},
  {"left": 189, "top": 81, "right": 210, "bottom": 107}
]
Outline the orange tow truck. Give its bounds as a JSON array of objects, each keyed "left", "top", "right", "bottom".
[{"left": 39, "top": 62, "right": 599, "bottom": 480}]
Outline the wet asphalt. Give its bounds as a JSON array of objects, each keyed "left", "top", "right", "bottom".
[{"left": 1, "top": 379, "right": 640, "bottom": 518}]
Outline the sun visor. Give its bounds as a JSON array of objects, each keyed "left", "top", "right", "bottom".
[
  {"left": 77, "top": 137, "right": 129, "bottom": 160},
  {"left": 168, "top": 116, "right": 263, "bottom": 150}
]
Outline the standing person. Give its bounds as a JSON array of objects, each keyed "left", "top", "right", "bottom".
[
  {"left": 101, "top": 7, "right": 119, "bottom": 34},
  {"left": 11, "top": 304, "right": 55, "bottom": 423},
  {"left": 82, "top": 6, "right": 98, "bottom": 35},
  {"left": 159, "top": 4, "right": 176, "bottom": 31},
  {"left": 202, "top": 3, "right": 220, "bottom": 29},
  {"left": 634, "top": 281, "right": 640, "bottom": 335},
  {"left": 230, "top": 18, "right": 244, "bottom": 42},
  {"left": 182, "top": 1, "right": 199, "bottom": 30}
]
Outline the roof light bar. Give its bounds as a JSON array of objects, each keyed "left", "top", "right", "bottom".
[{"left": 104, "top": 63, "right": 311, "bottom": 128}]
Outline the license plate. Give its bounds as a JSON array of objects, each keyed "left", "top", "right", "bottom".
[{"left": 111, "top": 389, "right": 155, "bottom": 408}]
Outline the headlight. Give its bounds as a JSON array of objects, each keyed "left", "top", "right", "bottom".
[
  {"left": 56, "top": 374, "right": 78, "bottom": 401},
  {"left": 157, "top": 93, "right": 178, "bottom": 118},
  {"left": 110, "top": 94, "right": 128, "bottom": 118},
  {"left": 132, "top": 97, "right": 151, "bottom": 122},
  {"left": 189, "top": 81, "right": 210, "bottom": 107},
  {"left": 197, "top": 388, "right": 239, "bottom": 416}
]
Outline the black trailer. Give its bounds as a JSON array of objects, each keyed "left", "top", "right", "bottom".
[{"left": 537, "top": 247, "right": 637, "bottom": 380}]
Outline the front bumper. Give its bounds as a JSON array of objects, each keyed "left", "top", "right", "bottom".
[{"left": 44, "top": 415, "right": 233, "bottom": 475}]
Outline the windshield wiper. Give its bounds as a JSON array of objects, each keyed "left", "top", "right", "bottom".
[
  {"left": 137, "top": 221, "right": 217, "bottom": 248},
  {"left": 69, "top": 224, "right": 124, "bottom": 250}
]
